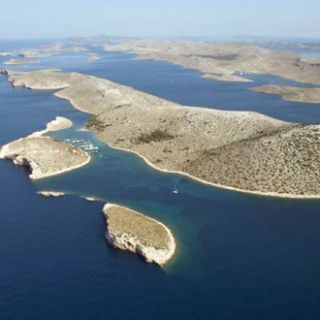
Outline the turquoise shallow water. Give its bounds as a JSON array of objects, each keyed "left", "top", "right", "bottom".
[{"left": 1, "top": 41, "right": 320, "bottom": 319}]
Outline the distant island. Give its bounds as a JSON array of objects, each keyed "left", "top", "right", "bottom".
[{"left": 106, "top": 41, "right": 320, "bottom": 103}]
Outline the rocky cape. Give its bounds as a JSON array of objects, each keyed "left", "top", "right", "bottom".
[
  {"left": 5, "top": 69, "right": 320, "bottom": 198},
  {"left": 103, "top": 203, "right": 176, "bottom": 266},
  {"left": 0, "top": 116, "right": 90, "bottom": 179},
  {"left": 29, "top": 116, "right": 72, "bottom": 137}
]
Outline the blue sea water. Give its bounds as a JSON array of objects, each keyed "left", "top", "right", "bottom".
[{"left": 1, "top": 41, "right": 320, "bottom": 320}]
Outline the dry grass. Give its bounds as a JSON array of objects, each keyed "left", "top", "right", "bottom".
[{"left": 105, "top": 205, "right": 170, "bottom": 250}]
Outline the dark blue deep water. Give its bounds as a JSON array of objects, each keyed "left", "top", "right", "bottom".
[{"left": 1, "top": 41, "right": 320, "bottom": 320}]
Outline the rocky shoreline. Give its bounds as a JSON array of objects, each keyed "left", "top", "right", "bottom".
[
  {"left": 0, "top": 117, "right": 90, "bottom": 180},
  {"left": 103, "top": 203, "right": 176, "bottom": 266}
]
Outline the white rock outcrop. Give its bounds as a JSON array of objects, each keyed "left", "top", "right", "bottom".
[{"left": 37, "top": 191, "right": 66, "bottom": 197}]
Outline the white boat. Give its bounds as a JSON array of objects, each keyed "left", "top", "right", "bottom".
[{"left": 172, "top": 187, "right": 179, "bottom": 194}]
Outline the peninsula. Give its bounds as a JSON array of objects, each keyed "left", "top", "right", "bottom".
[
  {"left": 4, "top": 69, "right": 320, "bottom": 198},
  {"left": 0, "top": 136, "right": 90, "bottom": 179},
  {"left": 102, "top": 203, "right": 176, "bottom": 266},
  {"left": 29, "top": 116, "right": 72, "bottom": 137},
  {"left": 0, "top": 116, "right": 90, "bottom": 179}
]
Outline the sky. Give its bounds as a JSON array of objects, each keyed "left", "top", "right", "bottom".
[{"left": 1, "top": 0, "right": 319, "bottom": 39}]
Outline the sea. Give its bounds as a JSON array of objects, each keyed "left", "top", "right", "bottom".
[{"left": 1, "top": 40, "right": 320, "bottom": 320}]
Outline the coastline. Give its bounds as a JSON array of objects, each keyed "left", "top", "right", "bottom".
[
  {"left": 103, "top": 140, "right": 320, "bottom": 200},
  {"left": 5, "top": 69, "right": 320, "bottom": 199},
  {"left": 54, "top": 91, "right": 95, "bottom": 114},
  {"left": 30, "top": 155, "right": 91, "bottom": 180}
]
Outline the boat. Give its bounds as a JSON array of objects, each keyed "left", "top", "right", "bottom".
[{"left": 172, "top": 187, "right": 179, "bottom": 194}]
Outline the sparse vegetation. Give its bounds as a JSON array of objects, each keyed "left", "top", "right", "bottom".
[
  {"left": 133, "top": 129, "right": 174, "bottom": 144},
  {"left": 115, "top": 138, "right": 125, "bottom": 144},
  {"left": 163, "top": 147, "right": 172, "bottom": 153},
  {"left": 86, "top": 116, "right": 110, "bottom": 132},
  {"left": 184, "top": 125, "right": 320, "bottom": 196}
]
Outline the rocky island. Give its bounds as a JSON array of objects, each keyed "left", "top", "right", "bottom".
[
  {"left": 4, "top": 69, "right": 320, "bottom": 198},
  {"left": 37, "top": 191, "right": 66, "bottom": 197},
  {"left": 102, "top": 203, "right": 176, "bottom": 266}
]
